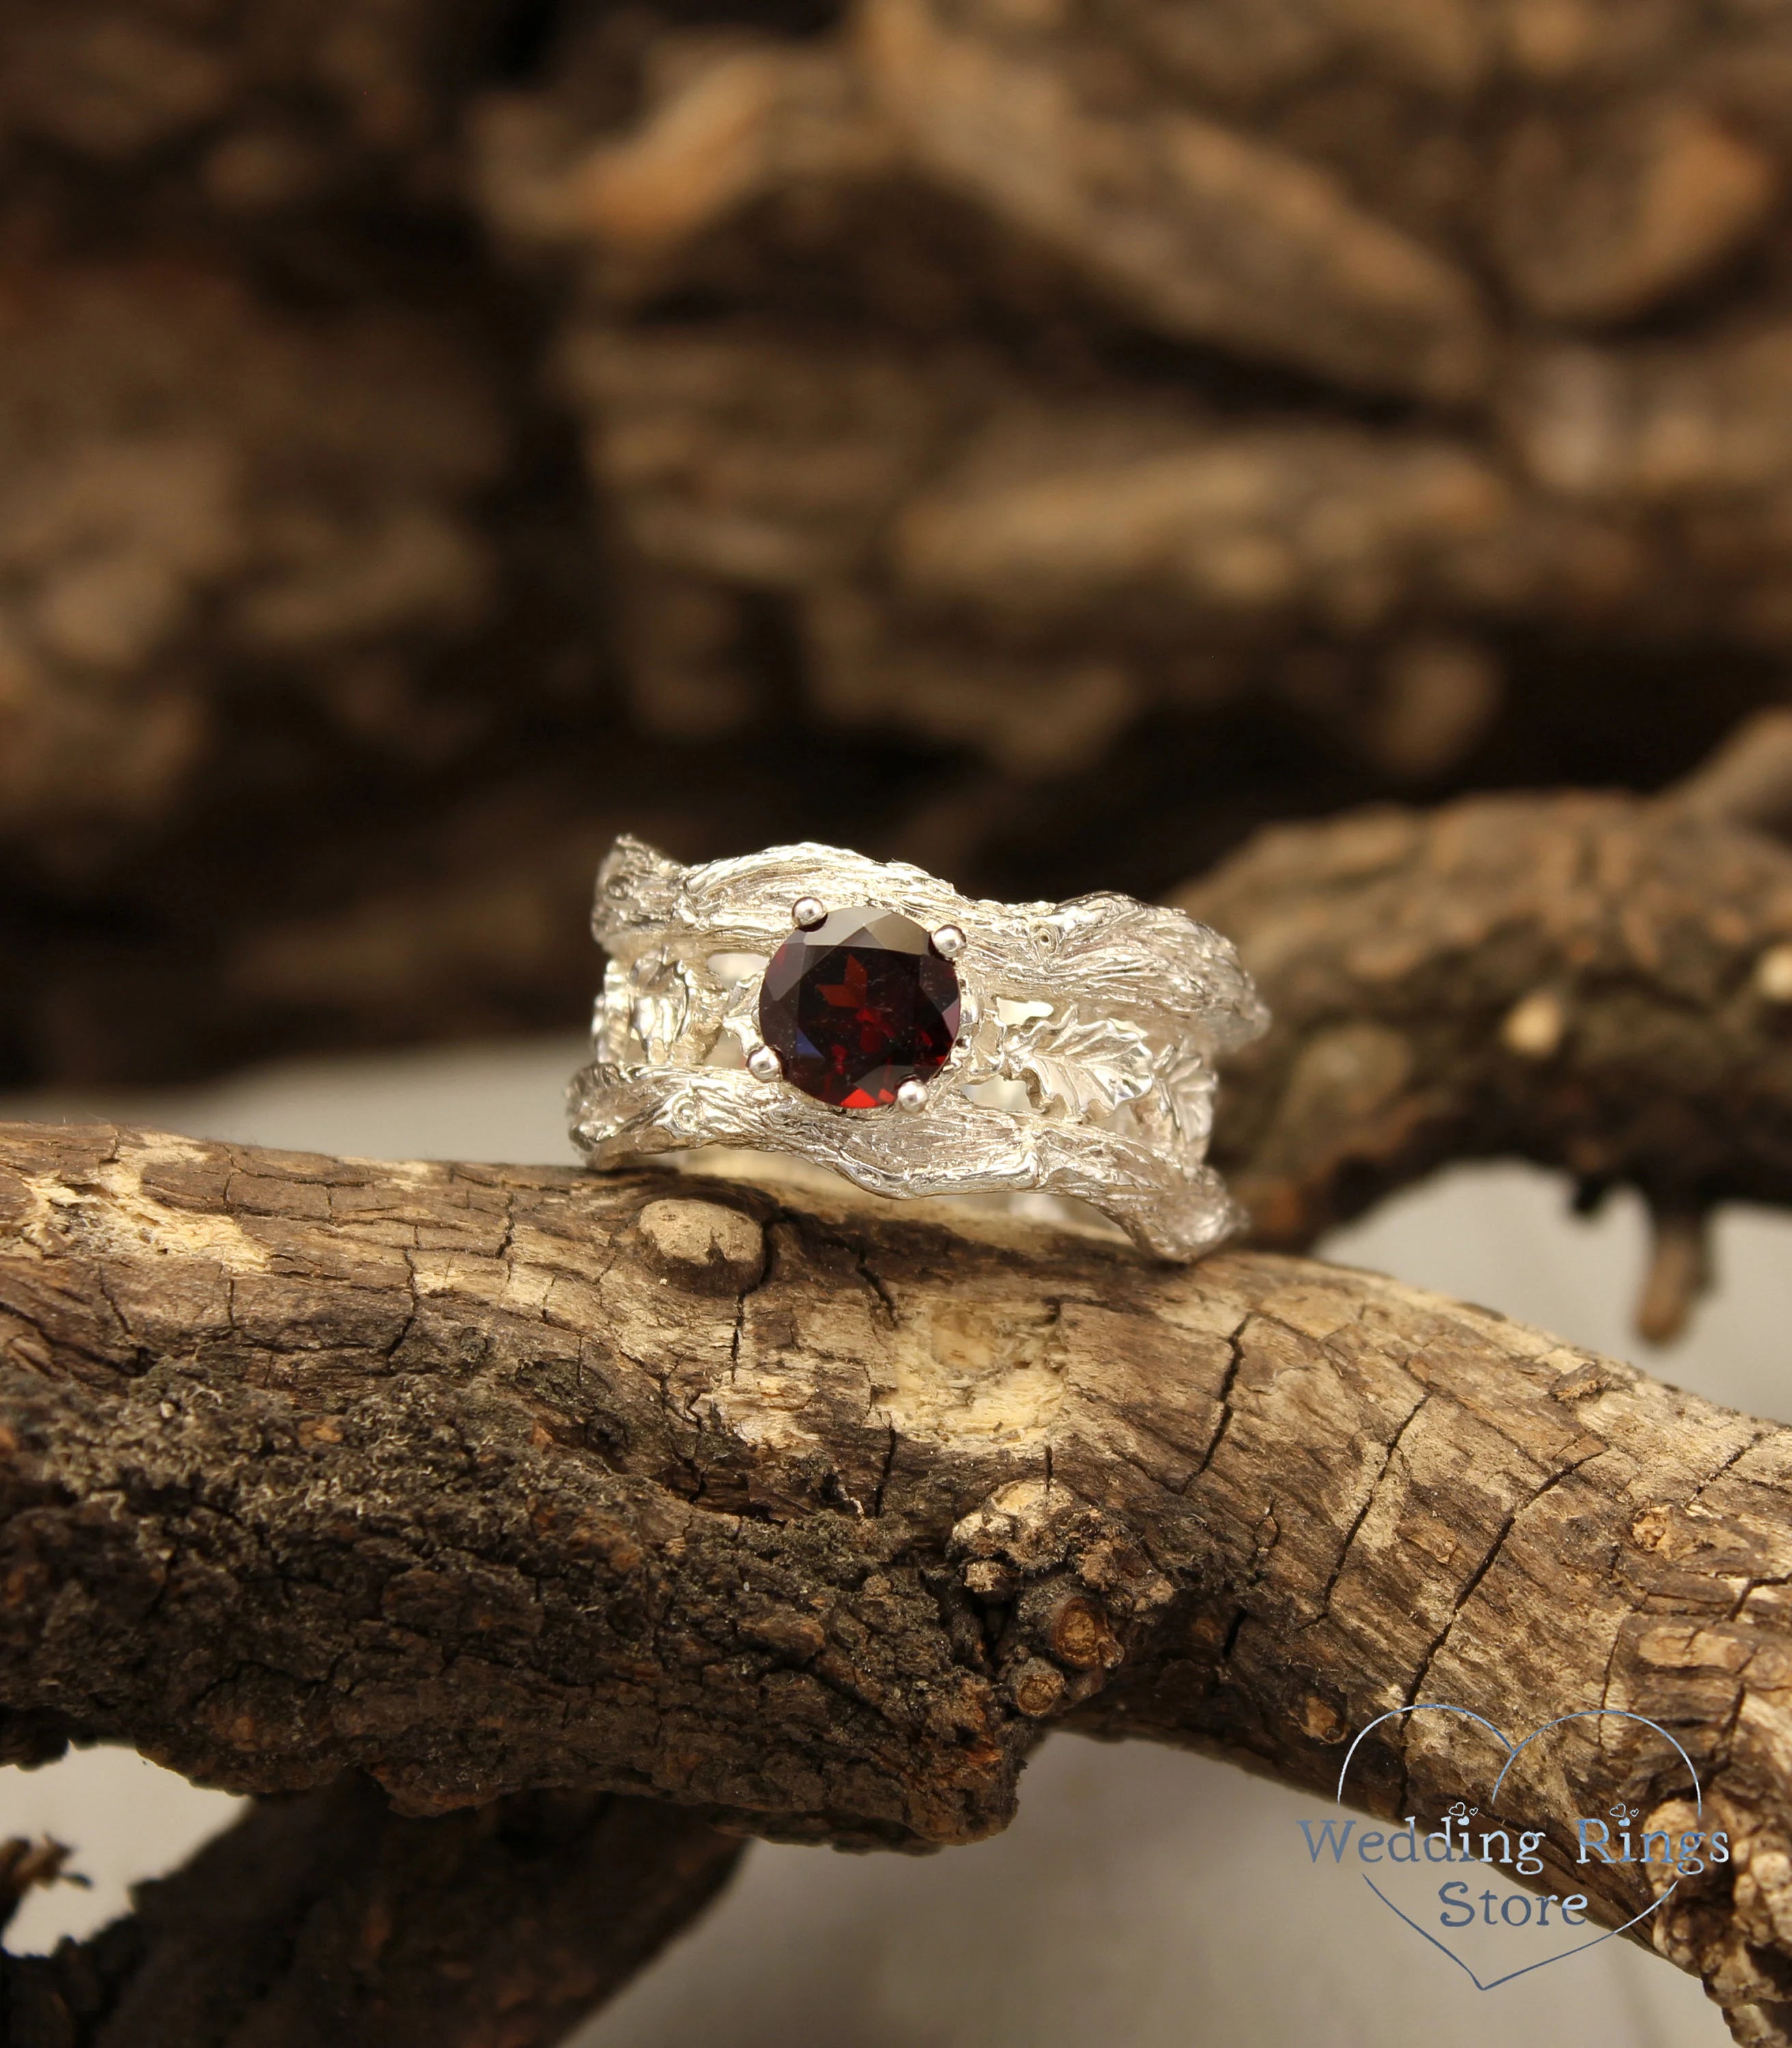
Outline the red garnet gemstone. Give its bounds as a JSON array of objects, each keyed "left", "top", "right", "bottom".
[{"left": 758, "top": 907, "right": 961, "bottom": 1109}]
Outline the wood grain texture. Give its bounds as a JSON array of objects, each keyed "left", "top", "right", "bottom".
[{"left": 4, "top": 1122, "right": 1792, "bottom": 2037}]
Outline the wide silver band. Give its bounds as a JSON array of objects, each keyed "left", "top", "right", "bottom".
[{"left": 567, "top": 836, "right": 1268, "bottom": 1260}]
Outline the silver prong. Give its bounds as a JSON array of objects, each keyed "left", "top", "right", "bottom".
[
  {"left": 930, "top": 924, "right": 965, "bottom": 960},
  {"left": 896, "top": 1079, "right": 928, "bottom": 1111},
  {"left": 792, "top": 896, "right": 827, "bottom": 930},
  {"left": 747, "top": 1044, "right": 783, "bottom": 1083}
]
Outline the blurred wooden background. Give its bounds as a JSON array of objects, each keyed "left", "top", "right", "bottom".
[{"left": 3, "top": 0, "right": 1791, "bottom": 1085}]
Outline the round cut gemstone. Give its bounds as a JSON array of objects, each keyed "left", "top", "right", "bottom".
[{"left": 758, "top": 907, "right": 961, "bottom": 1109}]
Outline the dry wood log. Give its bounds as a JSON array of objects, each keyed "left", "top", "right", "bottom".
[
  {"left": 6, "top": 1122, "right": 1792, "bottom": 2041},
  {"left": 1189, "top": 784, "right": 1792, "bottom": 1343},
  {"left": 1, "top": 1777, "right": 742, "bottom": 2048}
]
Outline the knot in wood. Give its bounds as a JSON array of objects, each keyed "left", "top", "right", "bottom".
[
  {"left": 1004, "top": 1578, "right": 1123, "bottom": 1711},
  {"left": 948, "top": 1479, "right": 1071, "bottom": 1579},
  {"left": 634, "top": 1197, "right": 766, "bottom": 1292},
  {"left": 949, "top": 1482, "right": 1170, "bottom": 1722},
  {"left": 948, "top": 1479, "right": 1173, "bottom": 1624},
  {"left": 1032, "top": 1589, "right": 1122, "bottom": 1673},
  {"left": 1007, "top": 1657, "right": 1066, "bottom": 1718}
]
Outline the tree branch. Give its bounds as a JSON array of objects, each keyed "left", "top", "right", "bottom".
[
  {"left": 1, "top": 1778, "right": 741, "bottom": 2048},
  {"left": 5, "top": 1124, "right": 1792, "bottom": 2037},
  {"left": 1187, "top": 787, "right": 1792, "bottom": 1336}
]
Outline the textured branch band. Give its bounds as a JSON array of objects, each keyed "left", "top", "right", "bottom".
[{"left": 567, "top": 836, "right": 1268, "bottom": 1259}]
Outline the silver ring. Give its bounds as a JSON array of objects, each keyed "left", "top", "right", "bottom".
[{"left": 568, "top": 836, "right": 1268, "bottom": 1261}]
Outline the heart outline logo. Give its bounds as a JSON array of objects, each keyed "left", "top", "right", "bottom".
[{"left": 1331, "top": 1703, "right": 1703, "bottom": 1991}]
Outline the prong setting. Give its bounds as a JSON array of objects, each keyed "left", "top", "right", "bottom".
[
  {"left": 896, "top": 1079, "right": 928, "bottom": 1111},
  {"left": 746, "top": 1044, "right": 783, "bottom": 1083},
  {"left": 930, "top": 924, "right": 966, "bottom": 960},
  {"left": 792, "top": 896, "right": 827, "bottom": 930}
]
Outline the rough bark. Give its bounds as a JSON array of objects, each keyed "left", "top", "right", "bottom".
[
  {"left": 1189, "top": 782, "right": 1792, "bottom": 1336},
  {"left": 6, "top": 1123, "right": 1792, "bottom": 2038},
  {"left": 1, "top": 1777, "right": 743, "bottom": 2048}
]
